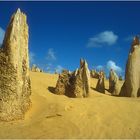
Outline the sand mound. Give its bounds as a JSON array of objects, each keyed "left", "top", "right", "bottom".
[{"left": 0, "top": 72, "right": 140, "bottom": 139}]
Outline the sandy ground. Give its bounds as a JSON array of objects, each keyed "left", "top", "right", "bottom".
[{"left": 0, "top": 72, "right": 140, "bottom": 139}]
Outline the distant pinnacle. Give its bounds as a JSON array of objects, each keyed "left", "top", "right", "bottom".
[{"left": 132, "top": 36, "right": 139, "bottom": 46}]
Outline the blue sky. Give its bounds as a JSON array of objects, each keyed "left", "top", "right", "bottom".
[{"left": 0, "top": 1, "right": 140, "bottom": 76}]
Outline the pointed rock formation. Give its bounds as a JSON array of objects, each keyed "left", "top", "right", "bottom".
[
  {"left": 120, "top": 36, "right": 140, "bottom": 97},
  {"left": 96, "top": 71, "right": 105, "bottom": 93},
  {"left": 54, "top": 69, "right": 71, "bottom": 96},
  {"left": 74, "top": 59, "right": 90, "bottom": 97},
  {"left": 54, "top": 59, "right": 90, "bottom": 98},
  {"left": 90, "top": 69, "right": 99, "bottom": 79},
  {"left": 0, "top": 9, "right": 31, "bottom": 121},
  {"left": 109, "top": 69, "right": 120, "bottom": 95},
  {"left": 31, "top": 64, "right": 43, "bottom": 72}
]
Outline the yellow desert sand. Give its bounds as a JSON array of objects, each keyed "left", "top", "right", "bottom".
[{"left": 0, "top": 71, "right": 140, "bottom": 139}]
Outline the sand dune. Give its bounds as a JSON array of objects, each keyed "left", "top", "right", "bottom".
[{"left": 0, "top": 72, "right": 140, "bottom": 139}]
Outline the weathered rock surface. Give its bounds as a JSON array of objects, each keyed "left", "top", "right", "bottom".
[
  {"left": 54, "top": 69, "right": 71, "bottom": 96},
  {"left": 96, "top": 71, "right": 105, "bottom": 93},
  {"left": 0, "top": 8, "right": 31, "bottom": 121},
  {"left": 55, "top": 59, "right": 90, "bottom": 98},
  {"left": 120, "top": 36, "right": 140, "bottom": 97},
  {"left": 74, "top": 59, "right": 90, "bottom": 97},
  {"left": 31, "top": 64, "right": 43, "bottom": 72},
  {"left": 90, "top": 70, "right": 99, "bottom": 79},
  {"left": 109, "top": 69, "right": 120, "bottom": 95}
]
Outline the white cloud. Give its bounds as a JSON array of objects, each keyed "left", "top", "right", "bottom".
[
  {"left": 46, "top": 48, "right": 56, "bottom": 61},
  {"left": 45, "top": 64, "right": 63, "bottom": 73},
  {"left": 29, "top": 52, "right": 35, "bottom": 65},
  {"left": 45, "top": 48, "right": 62, "bottom": 73},
  {"left": 55, "top": 65, "right": 63, "bottom": 73},
  {"left": 106, "top": 60, "right": 122, "bottom": 73},
  {"left": 87, "top": 31, "right": 118, "bottom": 48},
  {"left": 95, "top": 65, "right": 104, "bottom": 70},
  {"left": 46, "top": 63, "right": 53, "bottom": 72},
  {"left": 0, "top": 27, "right": 5, "bottom": 45}
]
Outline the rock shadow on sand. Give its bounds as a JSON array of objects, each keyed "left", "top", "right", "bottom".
[
  {"left": 48, "top": 86, "right": 55, "bottom": 94},
  {"left": 91, "top": 87, "right": 118, "bottom": 97},
  {"left": 91, "top": 87, "right": 106, "bottom": 94}
]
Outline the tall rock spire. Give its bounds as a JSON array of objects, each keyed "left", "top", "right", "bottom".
[
  {"left": 96, "top": 71, "right": 105, "bottom": 93},
  {"left": 120, "top": 36, "right": 140, "bottom": 97},
  {"left": 109, "top": 69, "right": 120, "bottom": 95},
  {"left": 3, "top": 8, "right": 29, "bottom": 68},
  {"left": 74, "top": 59, "right": 90, "bottom": 97},
  {"left": 0, "top": 8, "right": 31, "bottom": 121}
]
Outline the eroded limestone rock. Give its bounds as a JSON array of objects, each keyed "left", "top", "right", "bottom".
[
  {"left": 90, "top": 70, "right": 99, "bottom": 79},
  {"left": 109, "top": 69, "right": 120, "bottom": 95},
  {"left": 31, "top": 64, "right": 43, "bottom": 72},
  {"left": 74, "top": 59, "right": 90, "bottom": 97},
  {"left": 120, "top": 36, "right": 140, "bottom": 97},
  {"left": 54, "top": 69, "right": 71, "bottom": 96},
  {"left": 96, "top": 71, "right": 105, "bottom": 93},
  {"left": 0, "top": 8, "right": 31, "bottom": 121},
  {"left": 55, "top": 59, "right": 90, "bottom": 98}
]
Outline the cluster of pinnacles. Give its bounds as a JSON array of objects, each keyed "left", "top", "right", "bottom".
[
  {"left": 0, "top": 8, "right": 140, "bottom": 122},
  {"left": 31, "top": 64, "right": 43, "bottom": 72},
  {"left": 55, "top": 59, "right": 90, "bottom": 97},
  {"left": 55, "top": 36, "right": 140, "bottom": 98}
]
